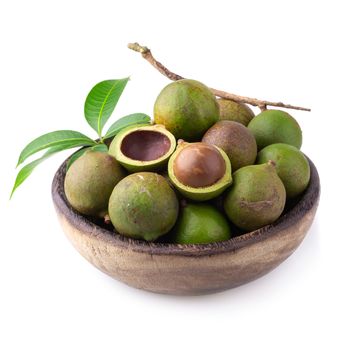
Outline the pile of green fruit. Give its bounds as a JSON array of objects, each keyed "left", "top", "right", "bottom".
[{"left": 64, "top": 79, "right": 310, "bottom": 244}]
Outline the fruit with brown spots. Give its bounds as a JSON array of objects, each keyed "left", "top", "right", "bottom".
[
  {"left": 108, "top": 172, "right": 179, "bottom": 241},
  {"left": 224, "top": 162, "right": 286, "bottom": 231},
  {"left": 64, "top": 151, "right": 126, "bottom": 217}
]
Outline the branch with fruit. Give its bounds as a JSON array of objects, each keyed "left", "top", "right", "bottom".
[{"left": 128, "top": 42, "right": 311, "bottom": 112}]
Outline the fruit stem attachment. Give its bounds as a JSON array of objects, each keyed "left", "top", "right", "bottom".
[
  {"left": 104, "top": 214, "right": 111, "bottom": 225},
  {"left": 128, "top": 42, "right": 311, "bottom": 112}
]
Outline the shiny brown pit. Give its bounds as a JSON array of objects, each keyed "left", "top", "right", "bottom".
[
  {"left": 121, "top": 130, "right": 171, "bottom": 161},
  {"left": 173, "top": 143, "right": 226, "bottom": 188}
]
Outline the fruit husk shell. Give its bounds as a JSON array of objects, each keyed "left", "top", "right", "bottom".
[{"left": 108, "top": 124, "right": 176, "bottom": 172}]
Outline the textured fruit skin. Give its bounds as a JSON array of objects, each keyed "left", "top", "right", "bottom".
[
  {"left": 109, "top": 124, "right": 176, "bottom": 173},
  {"left": 217, "top": 99, "right": 255, "bottom": 126},
  {"left": 247, "top": 110, "right": 302, "bottom": 150},
  {"left": 168, "top": 142, "right": 232, "bottom": 201},
  {"left": 64, "top": 151, "right": 126, "bottom": 217},
  {"left": 257, "top": 143, "right": 310, "bottom": 198},
  {"left": 108, "top": 172, "right": 179, "bottom": 241},
  {"left": 170, "top": 203, "right": 231, "bottom": 244},
  {"left": 154, "top": 79, "right": 219, "bottom": 141},
  {"left": 202, "top": 120, "right": 257, "bottom": 172},
  {"left": 224, "top": 163, "right": 286, "bottom": 231}
]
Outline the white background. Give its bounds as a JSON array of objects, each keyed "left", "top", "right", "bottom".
[{"left": 1, "top": 1, "right": 349, "bottom": 349}]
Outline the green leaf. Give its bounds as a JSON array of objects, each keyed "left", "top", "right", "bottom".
[
  {"left": 90, "top": 143, "right": 109, "bottom": 152},
  {"left": 104, "top": 113, "right": 151, "bottom": 139},
  {"left": 66, "top": 143, "right": 109, "bottom": 170},
  {"left": 11, "top": 145, "right": 72, "bottom": 198},
  {"left": 17, "top": 130, "right": 96, "bottom": 167},
  {"left": 84, "top": 78, "right": 129, "bottom": 136}
]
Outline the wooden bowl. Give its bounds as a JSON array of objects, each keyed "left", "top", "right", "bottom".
[{"left": 52, "top": 156, "right": 320, "bottom": 295}]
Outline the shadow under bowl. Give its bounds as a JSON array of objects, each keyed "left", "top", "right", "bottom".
[{"left": 52, "top": 156, "right": 320, "bottom": 295}]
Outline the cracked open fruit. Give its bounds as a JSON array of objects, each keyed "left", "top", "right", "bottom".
[
  {"left": 217, "top": 98, "right": 255, "bottom": 126},
  {"left": 224, "top": 162, "right": 286, "bottom": 231},
  {"left": 109, "top": 124, "right": 176, "bottom": 172},
  {"left": 202, "top": 120, "right": 257, "bottom": 172},
  {"left": 108, "top": 172, "right": 179, "bottom": 241},
  {"left": 64, "top": 151, "right": 126, "bottom": 217},
  {"left": 168, "top": 141, "right": 232, "bottom": 201},
  {"left": 154, "top": 79, "right": 219, "bottom": 141}
]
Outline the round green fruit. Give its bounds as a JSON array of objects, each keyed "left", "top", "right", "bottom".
[
  {"left": 247, "top": 109, "right": 302, "bottom": 150},
  {"left": 64, "top": 151, "right": 125, "bottom": 217},
  {"left": 108, "top": 172, "right": 179, "bottom": 241},
  {"left": 202, "top": 120, "right": 257, "bottom": 172},
  {"left": 217, "top": 99, "right": 255, "bottom": 126},
  {"left": 256, "top": 143, "right": 310, "bottom": 198},
  {"left": 154, "top": 79, "right": 219, "bottom": 141},
  {"left": 170, "top": 203, "right": 231, "bottom": 244},
  {"left": 168, "top": 141, "right": 232, "bottom": 201},
  {"left": 224, "top": 162, "right": 286, "bottom": 231},
  {"left": 109, "top": 124, "right": 176, "bottom": 173}
]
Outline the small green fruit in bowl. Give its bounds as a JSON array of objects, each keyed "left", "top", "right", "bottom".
[
  {"left": 256, "top": 143, "right": 310, "bottom": 198},
  {"left": 224, "top": 162, "right": 286, "bottom": 231},
  {"left": 108, "top": 172, "right": 179, "bottom": 242},
  {"left": 170, "top": 203, "right": 231, "bottom": 244},
  {"left": 248, "top": 109, "right": 302, "bottom": 150},
  {"left": 64, "top": 151, "right": 126, "bottom": 217}
]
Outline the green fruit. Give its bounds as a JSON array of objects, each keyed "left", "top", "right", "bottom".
[
  {"left": 168, "top": 141, "right": 232, "bottom": 201},
  {"left": 109, "top": 124, "right": 176, "bottom": 172},
  {"left": 217, "top": 99, "right": 255, "bottom": 126},
  {"left": 247, "top": 110, "right": 302, "bottom": 149},
  {"left": 108, "top": 172, "right": 179, "bottom": 241},
  {"left": 64, "top": 151, "right": 125, "bottom": 217},
  {"left": 256, "top": 143, "right": 310, "bottom": 198},
  {"left": 224, "top": 162, "right": 286, "bottom": 231},
  {"left": 154, "top": 79, "right": 219, "bottom": 141},
  {"left": 202, "top": 120, "right": 257, "bottom": 172},
  {"left": 170, "top": 203, "right": 231, "bottom": 244}
]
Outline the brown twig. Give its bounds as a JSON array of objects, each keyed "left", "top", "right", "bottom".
[{"left": 128, "top": 42, "right": 311, "bottom": 112}]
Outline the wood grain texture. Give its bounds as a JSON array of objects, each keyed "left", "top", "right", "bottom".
[{"left": 52, "top": 157, "right": 320, "bottom": 295}]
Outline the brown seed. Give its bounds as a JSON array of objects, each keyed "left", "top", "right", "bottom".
[{"left": 173, "top": 143, "right": 226, "bottom": 188}]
